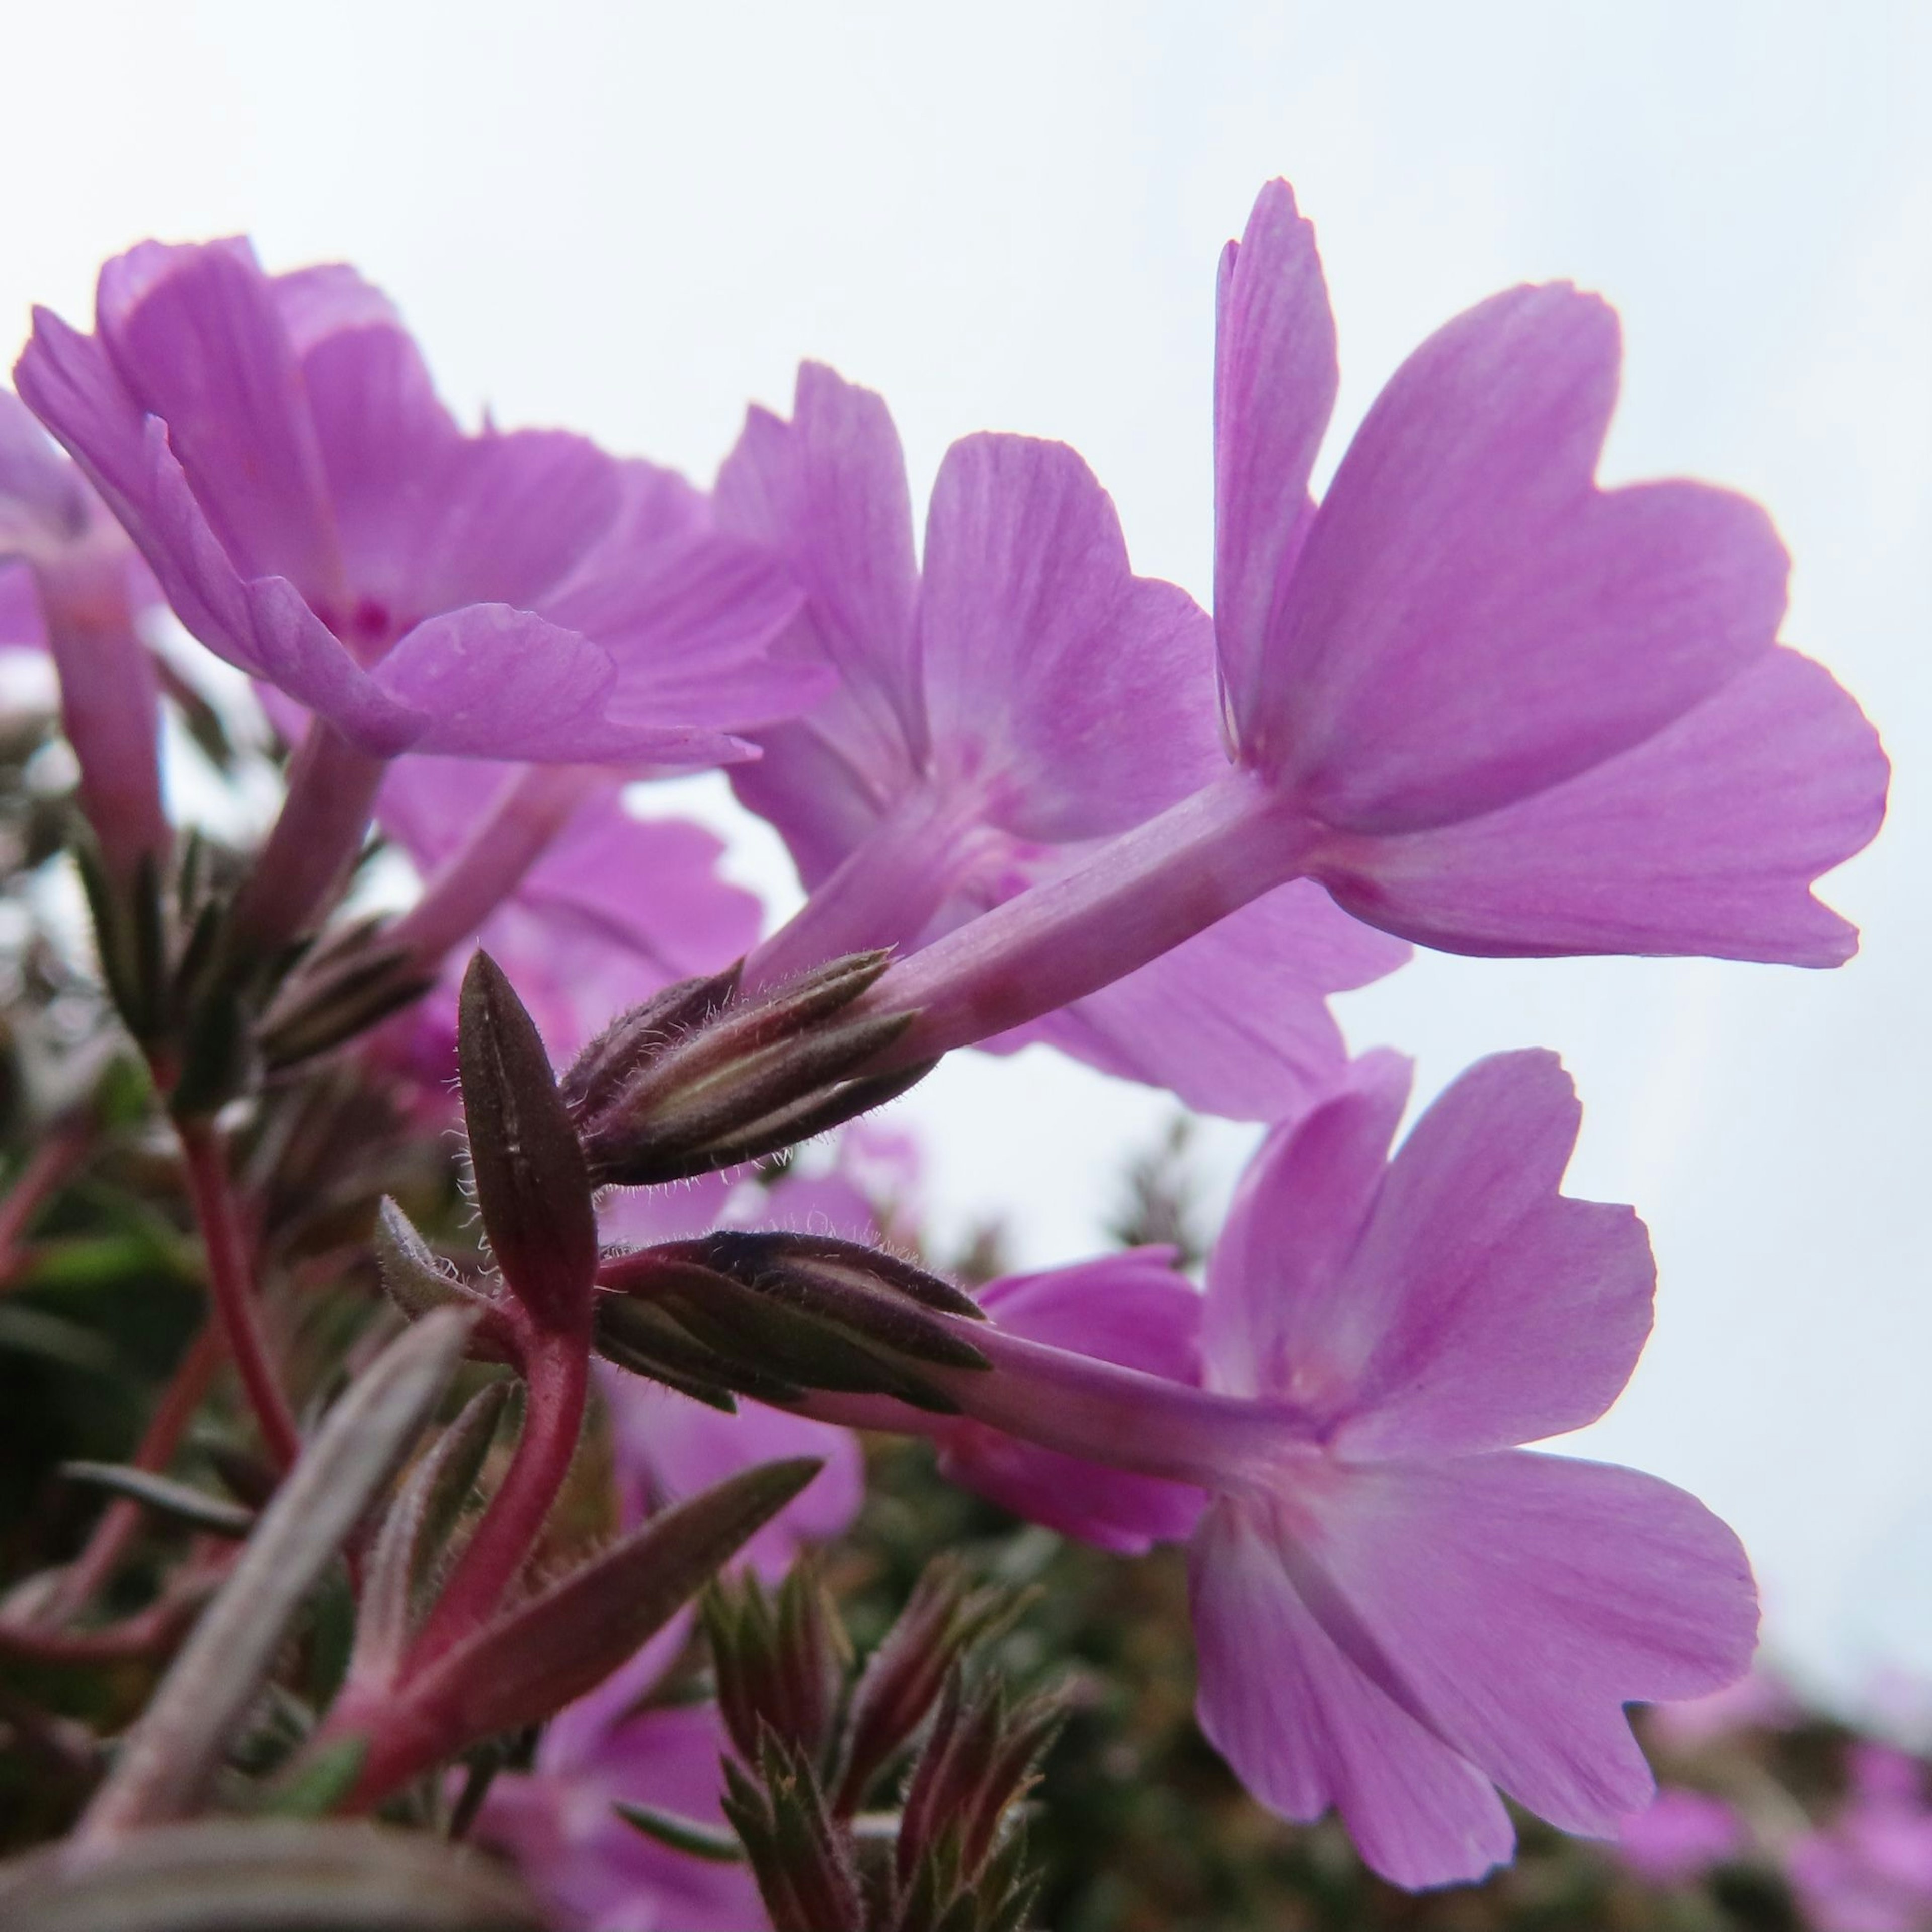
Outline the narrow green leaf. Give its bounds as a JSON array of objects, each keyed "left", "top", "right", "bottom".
[
  {"left": 58, "top": 1463, "right": 254, "bottom": 1539},
  {"left": 611, "top": 1800, "right": 747, "bottom": 1864}
]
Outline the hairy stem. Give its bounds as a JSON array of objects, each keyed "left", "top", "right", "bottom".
[{"left": 403, "top": 1330, "right": 588, "bottom": 1670}]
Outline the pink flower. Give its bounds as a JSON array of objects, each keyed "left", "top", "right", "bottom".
[
  {"left": 714, "top": 363, "right": 1405, "bottom": 1119},
  {"left": 1791, "top": 1746, "right": 1932, "bottom": 1932},
  {"left": 1617, "top": 1787, "right": 1745, "bottom": 1883},
  {"left": 855, "top": 180, "right": 1886, "bottom": 1074},
  {"left": 13, "top": 240, "right": 818, "bottom": 770},
  {"left": 786, "top": 1050, "right": 1757, "bottom": 1888},
  {"left": 0, "top": 388, "right": 166, "bottom": 885},
  {"left": 475, "top": 1624, "right": 769, "bottom": 1932}
]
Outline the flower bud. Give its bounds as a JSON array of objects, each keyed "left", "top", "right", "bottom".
[
  {"left": 596, "top": 1233, "right": 989, "bottom": 1412},
  {"left": 704, "top": 1560, "right": 851, "bottom": 1774},
  {"left": 561, "top": 952, "right": 933, "bottom": 1186}
]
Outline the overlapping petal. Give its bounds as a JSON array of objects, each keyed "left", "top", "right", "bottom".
[
  {"left": 920, "top": 433, "right": 1222, "bottom": 839},
  {"left": 1190, "top": 1497, "right": 1514, "bottom": 1888},
  {"left": 1242, "top": 282, "right": 1790, "bottom": 832},
  {"left": 1213, "top": 177, "right": 1336, "bottom": 755},
  {"left": 96, "top": 238, "right": 346, "bottom": 596},
  {"left": 1312, "top": 645, "right": 1888, "bottom": 966}
]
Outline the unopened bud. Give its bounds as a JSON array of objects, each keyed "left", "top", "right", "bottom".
[
  {"left": 834, "top": 1561, "right": 1029, "bottom": 1816},
  {"left": 704, "top": 1561, "right": 851, "bottom": 1774},
  {"left": 562, "top": 952, "right": 934, "bottom": 1186},
  {"left": 597, "top": 1234, "right": 989, "bottom": 1412},
  {"left": 721, "top": 1736, "right": 865, "bottom": 1932},
  {"left": 257, "top": 918, "right": 437, "bottom": 1070},
  {"left": 897, "top": 1671, "right": 1063, "bottom": 1889}
]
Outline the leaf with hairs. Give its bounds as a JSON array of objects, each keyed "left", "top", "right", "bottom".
[{"left": 79, "top": 1309, "right": 475, "bottom": 1836}]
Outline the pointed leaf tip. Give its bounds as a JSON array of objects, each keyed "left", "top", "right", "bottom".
[{"left": 457, "top": 951, "right": 597, "bottom": 1334}]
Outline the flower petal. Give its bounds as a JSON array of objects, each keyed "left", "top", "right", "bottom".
[
  {"left": 1260, "top": 285, "right": 1788, "bottom": 832},
  {"left": 552, "top": 523, "right": 820, "bottom": 733},
  {"left": 409, "top": 429, "right": 624, "bottom": 616},
  {"left": 1328, "top": 1050, "right": 1654, "bottom": 1456},
  {"left": 1190, "top": 1497, "right": 1514, "bottom": 1888},
  {"left": 374, "top": 604, "right": 746, "bottom": 765},
  {"left": 0, "top": 561, "right": 40, "bottom": 649},
  {"left": 278, "top": 268, "right": 466, "bottom": 620},
  {"left": 1288, "top": 1451, "right": 1758, "bottom": 1835},
  {"left": 919, "top": 433, "right": 1222, "bottom": 840},
  {"left": 1214, "top": 179, "right": 1337, "bottom": 756},
  {"left": 1015, "top": 880, "right": 1408, "bottom": 1121},
  {"left": 1202, "top": 1050, "right": 1411, "bottom": 1399},
  {"left": 715, "top": 361, "right": 923, "bottom": 769},
  {"left": 95, "top": 239, "right": 346, "bottom": 599},
  {"left": 1312, "top": 645, "right": 1887, "bottom": 967}
]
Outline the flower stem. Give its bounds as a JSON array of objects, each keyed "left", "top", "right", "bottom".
[
  {"left": 403, "top": 1329, "right": 588, "bottom": 1670},
  {"left": 387, "top": 766, "right": 602, "bottom": 966},
  {"left": 856, "top": 767, "right": 1311, "bottom": 1067},
  {"left": 229, "top": 721, "right": 386, "bottom": 958},
  {"left": 37, "top": 1321, "right": 224, "bottom": 1625},
  {"left": 0, "top": 1111, "right": 95, "bottom": 1290},
  {"left": 790, "top": 1318, "right": 1316, "bottom": 1499},
  {"left": 176, "top": 1119, "right": 302, "bottom": 1474}
]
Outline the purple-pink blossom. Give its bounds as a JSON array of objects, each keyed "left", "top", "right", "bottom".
[
  {"left": 1, "top": 388, "right": 167, "bottom": 885},
  {"left": 714, "top": 362, "right": 1406, "bottom": 1119},
  {"left": 12, "top": 239, "right": 820, "bottom": 772},
  {"left": 781, "top": 1049, "right": 1758, "bottom": 1888},
  {"left": 848, "top": 180, "right": 1887, "bottom": 1075},
  {"left": 1791, "top": 1745, "right": 1932, "bottom": 1932},
  {"left": 1190, "top": 1050, "right": 1756, "bottom": 1886},
  {"left": 1616, "top": 1787, "right": 1745, "bottom": 1884}
]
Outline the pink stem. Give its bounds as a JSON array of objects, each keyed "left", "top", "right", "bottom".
[
  {"left": 401, "top": 1328, "right": 589, "bottom": 1671},
  {"left": 856, "top": 766, "right": 1311, "bottom": 1068},
  {"left": 0, "top": 1113, "right": 94, "bottom": 1291},
  {"left": 37, "top": 1323, "right": 224, "bottom": 1626},
  {"left": 742, "top": 785, "right": 984, "bottom": 996},
  {"left": 386, "top": 766, "right": 602, "bottom": 965},
  {"left": 229, "top": 721, "right": 386, "bottom": 957},
  {"left": 176, "top": 1119, "right": 302, "bottom": 1474}
]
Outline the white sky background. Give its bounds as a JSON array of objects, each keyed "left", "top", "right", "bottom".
[{"left": 4, "top": 1, "right": 1927, "bottom": 1706}]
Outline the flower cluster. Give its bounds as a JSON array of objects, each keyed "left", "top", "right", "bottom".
[{"left": 0, "top": 176, "right": 1887, "bottom": 1929}]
